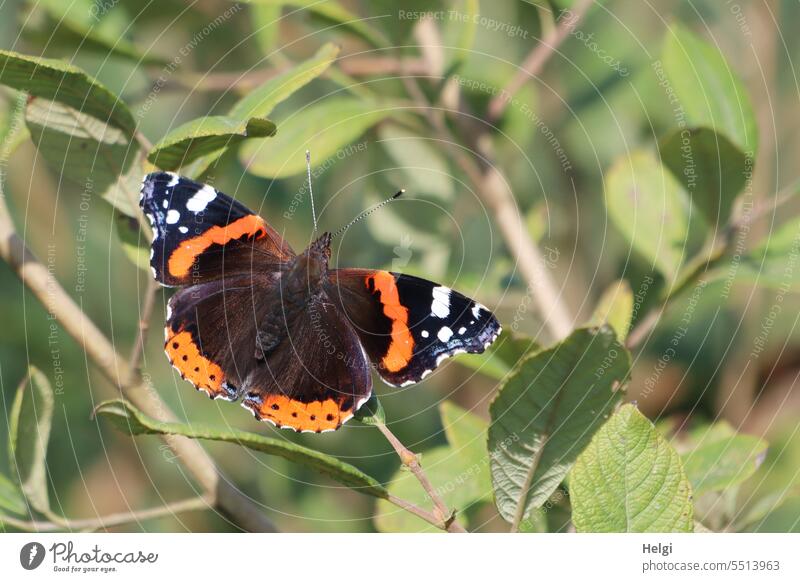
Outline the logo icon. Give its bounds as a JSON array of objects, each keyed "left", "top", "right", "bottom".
[{"left": 19, "top": 542, "right": 46, "bottom": 570}]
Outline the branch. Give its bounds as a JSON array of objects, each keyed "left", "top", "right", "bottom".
[
  {"left": 487, "top": 0, "right": 595, "bottom": 121},
  {"left": 376, "top": 421, "right": 466, "bottom": 533},
  {"left": 127, "top": 276, "right": 159, "bottom": 384},
  {"left": 2, "top": 496, "right": 211, "bottom": 532},
  {"left": 0, "top": 191, "right": 278, "bottom": 533},
  {"left": 400, "top": 72, "right": 574, "bottom": 340}
]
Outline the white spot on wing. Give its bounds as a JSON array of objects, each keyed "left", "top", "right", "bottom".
[
  {"left": 166, "top": 209, "right": 180, "bottom": 224},
  {"left": 431, "top": 286, "right": 451, "bottom": 318},
  {"left": 458, "top": 327, "right": 466, "bottom": 335},
  {"left": 437, "top": 326, "right": 453, "bottom": 342},
  {"left": 421, "top": 330, "right": 429, "bottom": 338},
  {"left": 471, "top": 303, "right": 486, "bottom": 319},
  {"left": 186, "top": 185, "right": 217, "bottom": 213},
  {"left": 178, "top": 226, "right": 188, "bottom": 234},
  {"left": 162, "top": 199, "right": 168, "bottom": 209},
  {"left": 167, "top": 173, "right": 180, "bottom": 187}
]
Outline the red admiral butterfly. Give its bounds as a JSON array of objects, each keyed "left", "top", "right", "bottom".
[{"left": 140, "top": 171, "right": 501, "bottom": 432}]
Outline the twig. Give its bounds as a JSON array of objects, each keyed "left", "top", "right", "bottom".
[
  {"left": 400, "top": 72, "right": 574, "bottom": 340},
  {"left": 2, "top": 496, "right": 211, "bottom": 532},
  {"left": 375, "top": 421, "right": 466, "bottom": 533},
  {"left": 173, "top": 56, "right": 430, "bottom": 92},
  {"left": 127, "top": 276, "right": 159, "bottom": 383},
  {"left": 0, "top": 194, "right": 278, "bottom": 533},
  {"left": 487, "top": 0, "right": 595, "bottom": 121}
]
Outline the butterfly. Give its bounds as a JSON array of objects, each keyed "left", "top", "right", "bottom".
[{"left": 140, "top": 171, "right": 501, "bottom": 433}]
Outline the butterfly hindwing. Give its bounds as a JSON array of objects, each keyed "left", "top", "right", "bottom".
[
  {"left": 140, "top": 172, "right": 294, "bottom": 286},
  {"left": 326, "top": 269, "right": 501, "bottom": 386}
]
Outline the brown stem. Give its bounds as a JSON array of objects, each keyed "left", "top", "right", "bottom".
[
  {"left": 376, "top": 421, "right": 465, "bottom": 533},
  {"left": 127, "top": 276, "right": 159, "bottom": 385},
  {"left": 487, "top": 0, "right": 595, "bottom": 121},
  {"left": 400, "top": 72, "right": 574, "bottom": 340},
  {"left": 2, "top": 496, "right": 211, "bottom": 532},
  {"left": 0, "top": 195, "right": 277, "bottom": 533}
]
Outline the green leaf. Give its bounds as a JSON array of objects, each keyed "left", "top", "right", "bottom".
[
  {"left": 25, "top": 96, "right": 141, "bottom": 216},
  {"left": 229, "top": 43, "right": 340, "bottom": 120},
  {"left": 660, "top": 127, "right": 749, "bottom": 228},
  {"left": 744, "top": 497, "right": 800, "bottom": 533},
  {"left": 250, "top": 2, "right": 282, "bottom": 55},
  {"left": 352, "top": 394, "right": 385, "bottom": 426},
  {"left": 488, "top": 327, "right": 630, "bottom": 525},
  {"left": 378, "top": 124, "right": 454, "bottom": 200},
  {"left": 28, "top": 0, "right": 167, "bottom": 65},
  {"left": 237, "top": 1, "right": 386, "bottom": 48},
  {"left": 710, "top": 219, "right": 800, "bottom": 291},
  {"left": 374, "top": 402, "right": 492, "bottom": 532},
  {"left": 9, "top": 367, "right": 54, "bottom": 514},
  {"left": 605, "top": 150, "right": 690, "bottom": 279},
  {"left": 662, "top": 23, "right": 757, "bottom": 155},
  {"left": 116, "top": 215, "right": 150, "bottom": 271},
  {"left": 0, "top": 473, "right": 27, "bottom": 517},
  {"left": 457, "top": 330, "right": 538, "bottom": 380},
  {"left": 240, "top": 97, "right": 391, "bottom": 178},
  {"left": 0, "top": 49, "right": 136, "bottom": 135},
  {"left": 94, "top": 399, "right": 387, "bottom": 499},
  {"left": 590, "top": 279, "right": 634, "bottom": 341},
  {"left": 571, "top": 404, "right": 694, "bottom": 532},
  {"left": 681, "top": 429, "right": 768, "bottom": 496},
  {"left": 148, "top": 116, "right": 276, "bottom": 171}
]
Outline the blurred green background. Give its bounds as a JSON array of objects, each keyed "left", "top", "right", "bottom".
[{"left": 1, "top": 0, "right": 800, "bottom": 532}]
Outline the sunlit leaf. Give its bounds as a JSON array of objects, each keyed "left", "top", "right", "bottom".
[
  {"left": 571, "top": 404, "right": 694, "bottom": 532},
  {"left": 94, "top": 399, "right": 387, "bottom": 499},
  {"left": 229, "top": 43, "right": 340, "bottom": 120},
  {"left": 8, "top": 367, "right": 54, "bottom": 515},
  {"left": 488, "top": 327, "right": 630, "bottom": 525},
  {"left": 25, "top": 97, "right": 141, "bottom": 216},
  {"left": 240, "top": 97, "right": 391, "bottom": 178},
  {"left": 660, "top": 127, "right": 749, "bottom": 228},
  {"left": 237, "top": 0, "right": 386, "bottom": 47},
  {"left": 680, "top": 423, "right": 768, "bottom": 496},
  {"left": 662, "top": 23, "right": 757, "bottom": 155},
  {"left": 605, "top": 150, "right": 691, "bottom": 279},
  {"left": 378, "top": 124, "right": 454, "bottom": 200},
  {"left": 590, "top": 279, "right": 634, "bottom": 341},
  {"left": 148, "top": 116, "right": 276, "bottom": 171},
  {"left": 0, "top": 49, "right": 136, "bottom": 135}
]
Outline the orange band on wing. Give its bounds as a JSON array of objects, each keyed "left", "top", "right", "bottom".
[
  {"left": 168, "top": 215, "right": 267, "bottom": 279},
  {"left": 165, "top": 328, "right": 230, "bottom": 399},
  {"left": 247, "top": 394, "right": 352, "bottom": 432},
  {"left": 366, "top": 271, "right": 414, "bottom": 372}
]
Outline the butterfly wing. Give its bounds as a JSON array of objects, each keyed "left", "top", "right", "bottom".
[
  {"left": 140, "top": 172, "right": 294, "bottom": 286},
  {"left": 326, "top": 269, "right": 502, "bottom": 386},
  {"left": 167, "top": 277, "right": 372, "bottom": 432},
  {"left": 239, "top": 296, "right": 373, "bottom": 432}
]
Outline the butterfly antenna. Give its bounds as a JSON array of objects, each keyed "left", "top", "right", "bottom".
[
  {"left": 332, "top": 189, "right": 405, "bottom": 239},
  {"left": 306, "top": 150, "right": 318, "bottom": 233}
]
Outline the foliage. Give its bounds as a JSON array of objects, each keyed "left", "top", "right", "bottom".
[{"left": 1, "top": 0, "right": 798, "bottom": 534}]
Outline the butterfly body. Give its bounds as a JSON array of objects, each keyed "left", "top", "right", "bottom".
[{"left": 140, "top": 171, "right": 501, "bottom": 433}]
